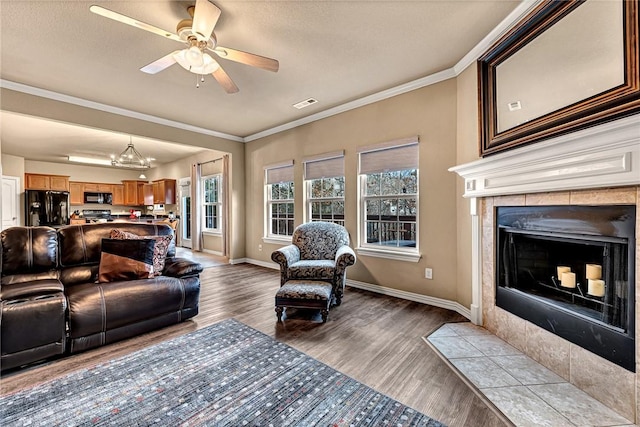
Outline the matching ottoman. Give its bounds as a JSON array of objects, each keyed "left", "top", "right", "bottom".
[{"left": 275, "top": 280, "right": 333, "bottom": 323}]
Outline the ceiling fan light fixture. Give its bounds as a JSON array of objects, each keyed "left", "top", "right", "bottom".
[
  {"left": 186, "top": 45, "right": 204, "bottom": 67},
  {"left": 91, "top": 2, "right": 278, "bottom": 93},
  {"left": 174, "top": 50, "right": 219, "bottom": 75},
  {"left": 201, "top": 53, "right": 220, "bottom": 73}
]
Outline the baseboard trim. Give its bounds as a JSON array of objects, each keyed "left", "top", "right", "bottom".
[
  {"left": 242, "top": 258, "right": 471, "bottom": 319},
  {"left": 244, "top": 258, "right": 279, "bottom": 269},
  {"left": 346, "top": 279, "right": 472, "bottom": 320},
  {"left": 202, "top": 249, "right": 224, "bottom": 257}
]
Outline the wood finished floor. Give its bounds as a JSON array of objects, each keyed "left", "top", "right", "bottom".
[{"left": 1, "top": 263, "right": 508, "bottom": 427}]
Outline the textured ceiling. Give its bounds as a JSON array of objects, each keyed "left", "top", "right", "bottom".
[{"left": 0, "top": 0, "right": 520, "bottom": 164}]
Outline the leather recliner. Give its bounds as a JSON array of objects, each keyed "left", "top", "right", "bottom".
[
  {"left": 0, "top": 222, "right": 202, "bottom": 371},
  {"left": 0, "top": 227, "right": 67, "bottom": 371}
]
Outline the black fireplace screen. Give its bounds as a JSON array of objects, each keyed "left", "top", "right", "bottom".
[{"left": 496, "top": 205, "right": 636, "bottom": 371}]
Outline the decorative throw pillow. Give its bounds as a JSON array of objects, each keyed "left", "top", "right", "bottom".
[
  {"left": 98, "top": 238, "right": 155, "bottom": 283},
  {"left": 110, "top": 229, "right": 173, "bottom": 276}
]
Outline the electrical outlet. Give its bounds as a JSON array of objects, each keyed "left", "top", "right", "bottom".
[
  {"left": 258, "top": 244, "right": 263, "bottom": 251},
  {"left": 425, "top": 268, "right": 433, "bottom": 279}
]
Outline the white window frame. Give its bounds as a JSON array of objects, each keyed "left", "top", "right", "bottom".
[
  {"left": 357, "top": 137, "right": 421, "bottom": 263},
  {"left": 303, "top": 151, "right": 345, "bottom": 225},
  {"left": 264, "top": 161, "right": 295, "bottom": 243},
  {"left": 201, "top": 173, "right": 222, "bottom": 234},
  {"left": 306, "top": 177, "right": 345, "bottom": 225}
]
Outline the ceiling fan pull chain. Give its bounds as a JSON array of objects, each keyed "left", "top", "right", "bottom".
[{"left": 196, "top": 74, "right": 200, "bottom": 88}]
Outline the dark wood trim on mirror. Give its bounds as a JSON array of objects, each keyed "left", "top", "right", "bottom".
[{"left": 478, "top": 0, "right": 640, "bottom": 157}]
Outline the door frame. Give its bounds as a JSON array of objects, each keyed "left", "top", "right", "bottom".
[
  {"left": 178, "top": 177, "right": 192, "bottom": 248},
  {"left": 2, "top": 175, "right": 20, "bottom": 230}
]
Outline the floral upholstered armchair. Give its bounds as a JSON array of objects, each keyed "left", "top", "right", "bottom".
[{"left": 271, "top": 222, "right": 356, "bottom": 305}]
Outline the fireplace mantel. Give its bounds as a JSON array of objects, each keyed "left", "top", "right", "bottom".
[{"left": 450, "top": 114, "right": 640, "bottom": 198}]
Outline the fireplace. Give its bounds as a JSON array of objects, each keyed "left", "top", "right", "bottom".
[{"left": 495, "top": 205, "right": 636, "bottom": 371}]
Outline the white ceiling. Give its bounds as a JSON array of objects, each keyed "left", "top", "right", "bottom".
[{"left": 0, "top": 0, "right": 521, "bottom": 165}]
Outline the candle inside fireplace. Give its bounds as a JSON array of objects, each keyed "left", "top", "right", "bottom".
[
  {"left": 586, "top": 264, "right": 602, "bottom": 280},
  {"left": 557, "top": 266, "right": 571, "bottom": 279},
  {"left": 588, "top": 279, "right": 605, "bottom": 297},
  {"left": 560, "top": 272, "right": 576, "bottom": 288}
]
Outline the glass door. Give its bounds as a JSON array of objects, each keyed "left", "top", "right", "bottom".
[{"left": 179, "top": 178, "right": 192, "bottom": 248}]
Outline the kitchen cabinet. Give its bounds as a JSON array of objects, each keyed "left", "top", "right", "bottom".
[
  {"left": 122, "top": 180, "right": 139, "bottom": 205},
  {"left": 122, "top": 180, "right": 148, "bottom": 205},
  {"left": 143, "top": 183, "right": 154, "bottom": 206},
  {"left": 152, "top": 179, "right": 176, "bottom": 204},
  {"left": 137, "top": 182, "right": 147, "bottom": 205},
  {"left": 83, "top": 183, "right": 113, "bottom": 193},
  {"left": 69, "top": 182, "right": 84, "bottom": 205},
  {"left": 25, "top": 173, "right": 69, "bottom": 191},
  {"left": 112, "top": 184, "right": 124, "bottom": 205}
]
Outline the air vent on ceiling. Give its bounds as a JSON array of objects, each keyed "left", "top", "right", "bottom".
[
  {"left": 293, "top": 98, "right": 318, "bottom": 109},
  {"left": 507, "top": 101, "right": 522, "bottom": 111}
]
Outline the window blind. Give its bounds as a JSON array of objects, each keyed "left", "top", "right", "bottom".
[
  {"left": 265, "top": 160, "right": 294, "bottom": 184},
  {"left": 358, "top": 136, "right": 419, "bottom": 175},
  {"left": 303, "top": 151, "right": 344, "bottom": 180}
]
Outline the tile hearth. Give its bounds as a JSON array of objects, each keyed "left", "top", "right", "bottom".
[{"left": 426, "top": 323, "right": 635, "bottom": 427}]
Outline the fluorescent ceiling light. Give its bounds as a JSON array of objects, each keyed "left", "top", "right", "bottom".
[{"left": 68, "top": 155, "right": 113, "bottom": 166}]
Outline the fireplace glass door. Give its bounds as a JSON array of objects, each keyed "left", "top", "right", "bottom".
[
  {"left": 499, "top": 229, "right": 629, "bottom": 332},
  {"left": 495, "top": 205, "right": 636, "bottom": 371}
]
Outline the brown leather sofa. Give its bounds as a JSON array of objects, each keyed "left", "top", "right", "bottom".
[{"left": 0, "top": 222, "right": 202, "bottom": 371}]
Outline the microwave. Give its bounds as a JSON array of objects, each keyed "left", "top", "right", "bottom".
[{"left": 84, "top": 192, "right": 112, "bottom": 204}]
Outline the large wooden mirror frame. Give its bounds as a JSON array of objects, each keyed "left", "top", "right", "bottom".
[{"left": 478, "top": 0, "right": 639, "bottom": 157}]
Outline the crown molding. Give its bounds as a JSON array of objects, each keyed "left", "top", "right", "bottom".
[
  {"left": 243, "top": 68, "right": 456, "bottom": 142},
  {"left": 453, "top": 0, "right": 541, "bottom": 75},
  {"left": 0, "top": 80, "right": 244, "bottom": 143}
]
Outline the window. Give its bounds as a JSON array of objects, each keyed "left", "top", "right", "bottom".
[
  {"left": 202, "top": 174, "right": 221, "bottom": 232},
  {"left": 304, "top": 152, "right": 345, "bottom": 225},
  {"left": 358, "top": 137, "right": 420, "bottom": 261},
  {"left": 265, "top": 161, "right": 295, "bottom": 238}
]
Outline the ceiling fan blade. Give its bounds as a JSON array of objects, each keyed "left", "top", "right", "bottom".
[
  {"left": 89, "top": 5, "right": 182, "bottom": 43},
  {"left": 212, "top": 66, "right": 239, "bottom": 94},
  {"left": 192, "top": 0, "right": 221, "bottom": 41},
  {"left": 140, "top": 51, "right": 181, "bottom": 74},
  {"left": 213, "top": 46, "right": 279, "bottom": 72}
]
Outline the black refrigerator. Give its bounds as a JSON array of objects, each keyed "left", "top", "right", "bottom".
[{"left": 25, "top": 190, "right": 70, "bottom": 227}]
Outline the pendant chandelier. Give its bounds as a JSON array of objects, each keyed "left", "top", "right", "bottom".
[{"left": 110, "top": 137, "right": 151, "bottom": 169}]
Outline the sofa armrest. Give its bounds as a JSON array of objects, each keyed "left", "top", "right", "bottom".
[
  {"left": 271, "top": 245, "right": 300, "bottom": 286},
  {"left": 0, "top": 279, "right": 64, "bottom": 300},
  {"left": 335, "top": 246, "right": 356, "bottom": 271},
  {"left": 162, "top": 258, "right": 203, "bottom": 278},
  {"left": 271, "top": 245, "right": 300, "bottom": 269}
]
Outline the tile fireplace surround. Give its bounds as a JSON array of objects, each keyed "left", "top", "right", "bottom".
[{"left": 450, "top": 115, "right": 640, "bottom": 422}]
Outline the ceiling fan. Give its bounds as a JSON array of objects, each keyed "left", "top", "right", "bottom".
[{"left": 90, "top": 0, "right": 279, "bottom": 94}]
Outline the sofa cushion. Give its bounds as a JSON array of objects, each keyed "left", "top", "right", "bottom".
[
  {"left": 292, "top": 222, "right": 350, "bottom": 260},
  {"left": 66, "top": 276, "right": 190, "bottom": 338},
  {"left": 288, "top": 260, "right": 335, "bottom": 280},
  {"left": 1, "top": 227, "right": 58, "bottom": 281},
  {"left": 98, "top": 239, "right": 155, "bottom": 283},
  {"left": 276, "top": 281, "right": 333, "bottom": 301},
  {"left": 58, "top": 223, "right": 176, "bottom": 268},
  {"left": 110, "top": 229, "right": 172, "bottom": 276}
]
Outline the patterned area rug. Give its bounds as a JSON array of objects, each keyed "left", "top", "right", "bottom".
[{"left": 1, "top": 319, "right": 445, "bottom": 426}]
